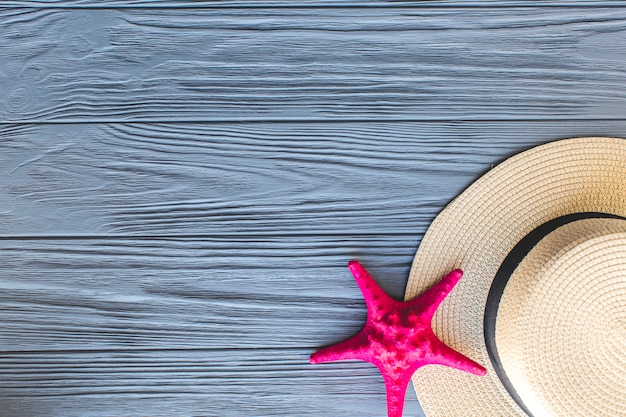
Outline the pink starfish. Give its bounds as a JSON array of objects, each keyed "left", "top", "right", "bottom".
[{"left": 310, "top": 260, "right": 486, "bottom": 417}]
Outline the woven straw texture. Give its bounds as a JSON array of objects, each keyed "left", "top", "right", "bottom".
[
  {"left": 497, "top": 218, "right": 626, "bottom": 417},
  {"left": 405, "top": 137, "right": 626, "bottom": 417}
]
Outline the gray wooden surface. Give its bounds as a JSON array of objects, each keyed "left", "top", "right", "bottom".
[{"left": 2, "top": 2, "right": 626, "bottom": 416}]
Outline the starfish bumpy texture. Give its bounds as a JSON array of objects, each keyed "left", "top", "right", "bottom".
[{"left": 310, "top": 261, "right": 486, "bottom": 417}]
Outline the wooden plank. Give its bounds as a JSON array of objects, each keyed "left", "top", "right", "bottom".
[
  {"left": 0, "top": 235, "right": 424, "bottom": 417},
  {"left": 0, "top": 349, "right": 424, "bottom": 417},
  {"left": 0, "top": 0, "right": 622, "bottom": 9},
  {"left": 3, "top": 7, "right": 626, "bottom": 122},
  {"left": 2, "top": 1, "right": 626, "bottom": 8},
  {"left": 3, "top": 121, "right": 626, "bottom": 237},
  {"left": 0, "top": 236, "right": 419, "bottom": 351}
]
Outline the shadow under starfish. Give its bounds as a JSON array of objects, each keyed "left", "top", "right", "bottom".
[{"left": 310, "top": 261, "right": 486, "bottom": 417}]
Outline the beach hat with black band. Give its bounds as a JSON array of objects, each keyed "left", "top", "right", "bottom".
[{"left": 406, "top": 137, "right": 626, "bottom": 417}]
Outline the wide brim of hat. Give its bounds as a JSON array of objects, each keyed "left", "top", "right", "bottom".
[{"left": 405, "top": 137, "right": 626, "bottom": 417}]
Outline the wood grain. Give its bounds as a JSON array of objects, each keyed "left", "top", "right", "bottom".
[
  {"left": 0, "top": 236, "right": 421, "bottom": 351},
  {"left": 0, "top": 348, "right": 411, "bottom": 417},
  {"left": 3, "top": 1, "right": 626, "bottom": 8},
  {"left": 3, "top": 121, "right": 626, "bottom": 237},
  {"left": 3, "top": 7, "right": 626, "bottom": 122},
  {"left": 0, "top": 235, "right": 423, "bottom": 417},
  {"left": 3, "top": 3, "right": 626, "bottom": 417}
]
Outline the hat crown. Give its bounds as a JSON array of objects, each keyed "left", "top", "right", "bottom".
[{"left": 496, "top": 218, "right": 626, "bottom": 417}]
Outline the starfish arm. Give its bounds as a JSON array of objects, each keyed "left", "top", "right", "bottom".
[
  {"left": 427, "top": 337, "right": 487, "bottom": 376},
  {"left": 407, "top": 269, "right": 463, "bottom": 320},
  {"left": 381, "top": 370, "right": 412, "bottom": 417},
  {"left": 347, "top": 260, "right": 395, "bottom": 318},
  {"left": 309, "top": 332, "right": 370, "bottom": 364}
]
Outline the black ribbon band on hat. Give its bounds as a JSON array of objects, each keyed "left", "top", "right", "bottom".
[{"left": 483, "top": 212, "right": 625, "bottom": 417}]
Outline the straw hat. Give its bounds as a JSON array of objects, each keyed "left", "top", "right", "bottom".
[{"left": 405, "top": 137, "right": 626, "bottom": 417}]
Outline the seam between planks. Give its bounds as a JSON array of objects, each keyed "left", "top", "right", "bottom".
[
  {"left": 1, "top": 3, "right": 626, "bottom": 10},
  {"left": 2, "top": 117, "right": 626, "bottom": 125},
  {"left": 0, "top": 233, "right": 425, "bottom": 240}
]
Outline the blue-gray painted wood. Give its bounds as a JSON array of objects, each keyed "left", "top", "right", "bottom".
[
  {"left": 2, "top": 2, "right": 626, "bottom": 417},
  {"left": 3, "top": 7, "right": 626, "bottom": 122},
  {"left": 4, "top": 122, "right": 626, "bottom": 237},
  {"left": 0, "top": 236, "right": 421, "bottom": 417},
  {"left": 4, "top": 1, "right": 626, "bottom": 7}
]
